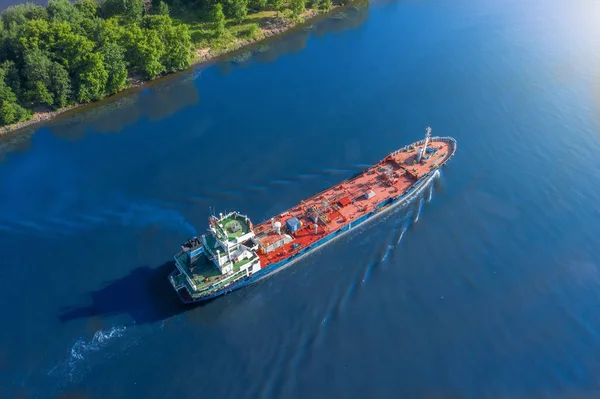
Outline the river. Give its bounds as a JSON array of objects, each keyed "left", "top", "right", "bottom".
[{"left": 1, "top": 0, "right": 600, "bottom": 397}]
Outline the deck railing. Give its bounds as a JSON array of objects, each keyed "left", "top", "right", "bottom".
[
  {"left": 174, "top": 252, "right": 258, "bottom": 298},
  {"left": 194, "top": 268, "right": 249, "bottom": 297},
  {"left": 391, "top": 136, "right": 457, "bottom": 156},
  {"left": 173, "top": 255, "right": 199, "bottom": 291}
]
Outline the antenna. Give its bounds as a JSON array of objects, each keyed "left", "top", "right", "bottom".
[{"left": 417, "top": 126, "right": 432, "bottom": 163}]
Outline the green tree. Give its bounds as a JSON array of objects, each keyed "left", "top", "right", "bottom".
[
  {"left": 1, "top": 3, "right": 48, "bottom": 26},
  {"left": 161, "top": 23, "right": 192, "bottom": 71},
  {"left": 290, "top": 0, "right": 305, "bottom": 18},
  {"left": 225, "top": 0, "right": 247, "bottom": 23},
  {"left": 138, "top": 29, "right": 164, "bottom": 78},
  {"left": 47, "top": 0, "right": 81, "bottom": 24},
  {"left": 249, "top": 0, "right": 267, "bottom": 11},
  {"left": 141, "top": 16, "right": 190, "bottom": 73},
  {"left": 212, "top": 3, "right": 225, "bottom": 37},
  {"left": 22, "top": 48, "right": 54, "bottom": 106},
  {"left": 100, "top": 42, "right": 128, "bottom": 94},
  {"left": 78, "top": 14, "right": 104, "bottom": 42},
  {"left": 119, "top": 22, "right": 142, "bottom": 62},
  {"left": 270, "top": 0, "right": 284, "bottom": 16},
  {"left": 0, "top": 101, "right": 30, "bottom": 125},
  {"left": 169, "top": 0, "right": 185, "bottom": 13},
  {"left": 0, "top": 0, "right": 243, "bottom": 124},
  {"left": 48, "top": 29, "right": 104, "bottom": 104},
  {"left": 48, "top": 61, "right": 71, "bottom": 107},
  {"left": 321, "top": 0, "right": 331, "bottom": 12},
  {"left": 309, "top": 0, "right": 320, "bottom": 10},
  {"left": 25, "top": 4, "right": 49, "bottom": 21},
  {"left": 22, "top": 48, "right": 71, "bottom": 109},
  {"left": 97, "top": 17, "right": 124, "bottom": 46},
  {"left": 156, "top": 1, "right": 169, "bottom": 15},
  {"left": 0, "top": 99, "right": 30, "bottom": 125},
  {"left": 1, "top": 60, "right": 21, "bottom": 97},
  {"left": 100, "top": 0, "right": 144, "bottom": 22},
  {"left": 123, "top": 0, "right": 145, "bottom": 22},
  {"left": 19, "top": 19, "right": 51, "bottom": 52},
  {"left": 99, "top": 0, "right": 121, "bottom": 18},
  {"left": 75, "top": 52, "right": 108, "bottom": 102},
  {"left": 52, "top": 30, "right": 95, "bottom": 72},
  {"left": 121, "top": 23, "right": 164, "bottom": 79},
  {"left": 0, "top": 65, "right": 30, "bottom": 125},
  {"left": 0, "top": 21, "right": 23, "bottom": 65},
  {"left": 74, "top": 0, "right": 99, "bottom": 19}
]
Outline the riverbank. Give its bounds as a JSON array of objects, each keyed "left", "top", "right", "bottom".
[{"left": 0, "top": 1, "right": 361, "bottom": 137}]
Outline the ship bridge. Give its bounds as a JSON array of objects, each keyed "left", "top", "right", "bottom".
[
  {"left": 171, "top": 211, "right": 264, "bottom": 298},
  {"left": 198, "top": 212, "right": 262, "bottom": 275}
]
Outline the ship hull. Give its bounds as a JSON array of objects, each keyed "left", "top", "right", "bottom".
[{"left": 171, "top": 166, "right": 445, "bottom": 303}]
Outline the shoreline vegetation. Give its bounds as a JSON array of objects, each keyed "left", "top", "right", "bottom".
[{"left": 0, "top": 0, "right": 363, "bottom": 135}]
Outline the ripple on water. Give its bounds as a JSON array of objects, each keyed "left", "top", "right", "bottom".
[{"left": 47, "top": 326, "right": 130, "bottom": 386}]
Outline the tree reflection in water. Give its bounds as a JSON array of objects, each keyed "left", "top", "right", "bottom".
[
  {"left": 0, "top": 0, "right": 370, "bottom": 158},
  {"left": 218, "top": 0, "right": 370, "bottom": 73}
]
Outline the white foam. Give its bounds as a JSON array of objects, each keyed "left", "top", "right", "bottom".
[
  {"left": 381, "top": 244, "right": 394, "bottom": 262},
  {"left": 397, "top": 227, "right": 407, "bottom": 245},
  {"left": 55, "top": 325, "right": 129, "bottom": 382},
  {"left": 414, "top": 198, "right": 424, "bottom": 223},
  {"left": 69, "top": 326, "right": 127, "bottom": 362}
]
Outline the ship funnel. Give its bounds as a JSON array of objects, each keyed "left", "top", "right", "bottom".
[
  {"left": 314, "top": 223, "right": 318, "bottom": 235},
  {"left": 274, "top": 221, "right": 282, "bottom": 235}
]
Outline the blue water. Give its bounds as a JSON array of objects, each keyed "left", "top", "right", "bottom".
[{"left": 2, "top": 0, "right": 600, "bottom": 397}]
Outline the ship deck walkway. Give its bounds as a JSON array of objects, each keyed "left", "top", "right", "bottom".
[{"left": 175, "top": 252, "right": 222, "bottom": 292}]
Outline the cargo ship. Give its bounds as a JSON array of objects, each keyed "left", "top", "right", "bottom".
[{"left": 169, "top": 128, "right": 456, "bottom": 303}]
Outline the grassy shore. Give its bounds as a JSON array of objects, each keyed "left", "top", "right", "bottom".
[
  {"left": 0, "top": 0, "right": 360, "bottom": 136},
  {"left": 172, "top": 1, "right": 340, "bottom": 57}
]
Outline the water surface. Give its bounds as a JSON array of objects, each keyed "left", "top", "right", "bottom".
[{"left": 2, "top": 0, "right": 600, "bottom": 397}]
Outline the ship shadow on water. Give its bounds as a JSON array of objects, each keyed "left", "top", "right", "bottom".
[{"left": 57, "top": 261, "right": 204, "bottom": 325}]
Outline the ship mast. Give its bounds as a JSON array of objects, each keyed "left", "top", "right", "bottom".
[{"left": 416, "top": 127, "right": 431, "bottom": 163}]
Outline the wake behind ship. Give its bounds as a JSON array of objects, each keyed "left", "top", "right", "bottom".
[{"left": 169, "top": 128, "right": 457, "bottom": 303}]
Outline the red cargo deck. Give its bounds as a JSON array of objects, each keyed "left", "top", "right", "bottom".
[{"left": 254, "top": 138, "right": 455, "bottom": 267}]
